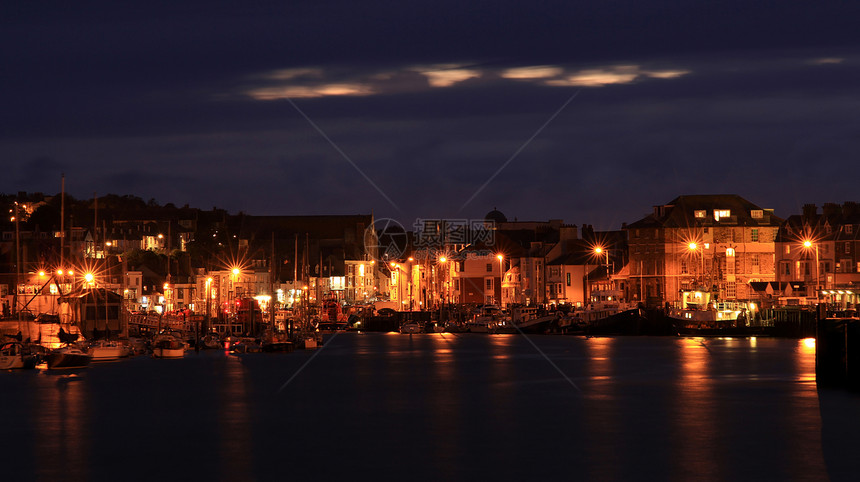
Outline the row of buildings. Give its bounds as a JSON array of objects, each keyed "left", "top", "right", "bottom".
[{"left": 2, "top": 193, "right": 858, "bottom": 335}]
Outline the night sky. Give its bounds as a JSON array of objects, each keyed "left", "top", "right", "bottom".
[{"left": 3, "top": 1, "right": 860, "bottom": 229}]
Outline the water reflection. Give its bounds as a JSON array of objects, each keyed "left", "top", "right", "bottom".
[
  {"left": 583, "top": 337, "right": 620, "bottom": 480},
  {"left": 34, "top": 372, "right": 90, "bottom": 481},
  {"left": 673, "top": 338, "right": 719, "bottom": 480},
  {"left": 218, "top": 355, "right": 253, "bottom": 479},
  {"left": 430, "top": 333, "right": 460, "bottom": 479}
]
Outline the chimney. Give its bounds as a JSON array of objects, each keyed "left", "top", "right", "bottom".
[
  {"left": 559, "top": 225, "right": 578, "bottom": 242},
  {"left": 843, "top": 202, "right": 859, "bottom": 218},
  {"left": 802, "top": 204, "right": 817, "bottom": 221},
  {"left": 823, "top": 203, "right": 840, "bottom": 218}
]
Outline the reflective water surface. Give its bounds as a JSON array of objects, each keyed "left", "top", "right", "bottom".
[{"left": 3, "top": 334, "right": 859, "bottom": 481}]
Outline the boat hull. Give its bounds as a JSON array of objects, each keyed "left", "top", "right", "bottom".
[
  {"left": 400, "top": 323, "right": 422, "bottom": 334},
  {"left": 89, "top": 344, "right": 128, "bottom": 361},
  {"left": 586, "top": 308, "right": 646, "bottom": 336},
  {"left": 152, "top": 347, "right": 185, "bottom": 359},
  {"left": 514, "top": 315, "right": 559, "bottom": 334},
  {"left": 45, "top": 349, "right": 92, "bottom": 369},
  {"left": 0, "top": 343, "right": 37, "bottom": 369}
]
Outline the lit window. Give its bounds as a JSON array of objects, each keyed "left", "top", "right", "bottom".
[
  {"left": 726, "top": 248, "right": 735, "bottom": 257},
  {"left": 751, "top": 229, "right": 759, "bottom": 242},
  {"left": 694, "top": 210, "right": 706, "bottom": 218},
  {"left": 714, "top": 210, "right": 731, "bottom": 221},
  {"left": 751, "top": 210, "right": 763, "bottom": 219}
]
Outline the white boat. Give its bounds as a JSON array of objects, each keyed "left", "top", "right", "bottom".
[
  {"left": 0, "top": 342, "right": 37, "bottom": 370},
  {"left": 668, "top": 290, "right": 752, "bottom": 329},
  {"left": 45, "top": 346, "right": 92, "bottom": 369},
  {"left": 152, "top": 335, "right": 186, "bottom": 359},
  {"left": 87, "top": 340, "right": 130, "bottom": 361}
]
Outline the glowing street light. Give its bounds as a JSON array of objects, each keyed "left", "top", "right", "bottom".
[
  {"left": 687, "top": 241, "right": 706, "bottom": 288},
  {"left": 802, "top": 239, "right": 821, "bottom": 296},
  {"left": 497, "top": 254, "right": 504, "bottom": 306}
]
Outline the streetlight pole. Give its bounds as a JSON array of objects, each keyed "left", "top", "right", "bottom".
[
  {"left": 497, "top": 254, "right": 504, "bottom": 307},
  {"left": 688, "top": 242, "right": 705, "bottom": 290},
  {"left": 803, "top": 240, "right": 820, "bottom": 301}
]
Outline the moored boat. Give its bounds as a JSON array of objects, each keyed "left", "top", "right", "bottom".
[
  {"left": 510, "top": 306, "right": 560, "bottom": 334},
  {"left": 0, "top": 342, "right": 38, "bottom": 369},
  {"left": 152, "top": 335, "right": 186, "bottom": 359},
  {"left": 399, "top": 322, "right": 422, "bottom": 334},
  {"left": 45, "top": 346, "right": 92, "bottom": 369},
  {"left": 467, "top": 305, "right": 504, "bottom": 333},
  {"left": 86, "top": 340, "right": 130, "bottom": 361}
]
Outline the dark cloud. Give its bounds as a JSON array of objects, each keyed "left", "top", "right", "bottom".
[{"left": 2, "top": 2, "right": 860, "bottom": 229}]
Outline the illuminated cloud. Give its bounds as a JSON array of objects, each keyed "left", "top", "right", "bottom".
[
  {"left": 643, "top": 69, "right": 691, "bottom": 79},
  {"left": 501, "top": 65, "right": 564, "bottom": 79},
  {"left": 809, "top": 57, "right": 844, "bottom": 65},
  {"left": 544, "top": 65, "right": 690, "bottom": 87},
  {"left": 418, "top": 66, "right": 482, "bottom": 87},
  {"left": 247, "top": 83, "right": 374, "bottom": 100},
  {"left": 264, "top": 68, "right": 325, "bottom": 80},
  {"left": 243, "top": 62, "right": 690, "bottom": 100}
]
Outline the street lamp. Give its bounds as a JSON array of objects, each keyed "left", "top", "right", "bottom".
[
  {"left": 438, "top": 256, "right": 447, "bottom": 307},
  {"left": 803, "top": 240, "right": 821, "bottom": 299},
  {"left": 205, "top": 277, "right": 213, "bottom": 332},
  {"left": 687, "top": 242, "right": 706, "bottom": 289},
  {"left": 497, "top": 254, "right": 504, "bottom": 306}
]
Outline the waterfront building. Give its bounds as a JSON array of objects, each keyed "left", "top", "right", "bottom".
[
  {"left": 624, "top": 195, "right": 782, "bottom": 308},
  {"left": 774, "top": 202, "right": 860, "bottom": 309}
]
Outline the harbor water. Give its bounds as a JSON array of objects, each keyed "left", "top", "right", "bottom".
[{"left": 3, "top": 333, "right": 860, "bottom": 481}]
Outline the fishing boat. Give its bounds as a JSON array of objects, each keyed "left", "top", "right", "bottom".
[
  {"left": 318, "top": 298, "right": 349, "bottom": 332},
  {"left": 510, "top": 306, "right": 560, "bottom": 334},
  {"left": 466, "top": 305, "right": 504, "bottom": 333},
  {"left": 152, "top": 335, "right": 186, "bottom": 359},
  {"left": 44, "top": 346, "right": 92, "bottom": 369},
  {"left": 668, "top": 289, "right": 766, "bottom": 336},
  {"left": 0, "top": 342, "right": 38, "bottom": 369}
]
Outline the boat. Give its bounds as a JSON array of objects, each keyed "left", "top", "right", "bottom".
[
  {"left": 668, "top": 290, "right": 768, "bottom": 336},
  {"left": 510, "top": 306, "right": 560, "bottom": 334},
  {"left": 399, "top": 322, "right": 422, "bottom": 334},
  {"left": 230, "top": 338, "right": 262, "bottom": 353},
  {"left": 152, "top": 335, "right": 186, "bottom": 359},
  {"left": 0, "top": 342, "right": 38, "bottom": 369},
  {"left": 44, "top": 346, "right": 92, "bottom": 369},
  {"left": 200, "top": 333, "right": 223, "bottom": 349},
  {"left": 317, "top": 298, "right": 349, "bottom": 332},
  {"left": 466, "top": 305, "right": 504, "bottom": 333},
  {"left": 86, "top": 340, "right": 130, "bottom": 361}
]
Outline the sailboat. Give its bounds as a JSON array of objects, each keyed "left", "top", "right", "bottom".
[{"left": 0, "top": 341, "right": 37, "bottom": 369}]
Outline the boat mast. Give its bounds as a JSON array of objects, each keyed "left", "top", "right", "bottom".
[
  {"left": 60, "top": 174, "right": 65, "bottom": 271},
  {"left": 14, "top": 200, "right": 21, "bottom": 330},
  {"left": 93, "top": 192, "right": 99, "bottom": 339}
]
